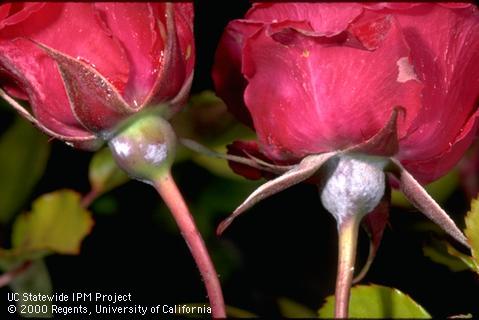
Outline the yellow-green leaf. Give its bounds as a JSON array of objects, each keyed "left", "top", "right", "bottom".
[
  {"left": 446, "top": 243, "right": 478, "bottom": 273},
  {"left": 278, "top": 297, "right": 316, "bottom": 318},
  {"left": 226, "top": 306, "right": 258, "bottom": 318},
  {"left": 89, "top": 147, "right": 129, "bottom": 196},
  {"left": 465, "top": 198, "right": 479, "bottom": 273},
  {"left": 318, "top": 284, "right": 431, "bottom": 318},
  {"left": 0, "top": 117, "right": 50, "bottom": 223},
  {"left": 0, "top": 190, "right": 94, "bottom": 266},
  {"left": 423, "top": 238, "right": 471, "bottom": 272}
]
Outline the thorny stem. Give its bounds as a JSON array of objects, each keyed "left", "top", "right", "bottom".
[
  {"left": 154, "top": 171, "right": 226, "bottom": 318},
  {"left": 335, "top": 214, "right": 361, "bottom": 318}
]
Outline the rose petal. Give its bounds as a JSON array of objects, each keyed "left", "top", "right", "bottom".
[
  {"left": 392, "top": 4, "right": 479, "bottom": 179},
  {"left": 93, "top": 3, "right": 163, "bottom": 108},
  {"left": 0, "top": 4, "right": 11, "bottom": 22},
  {"left": 247, "top": 3, "right": 364, "bottom": 36},
  {"left": 92, "top": 3, "right": 193, "bottom": 110},
  {"left": 0, "top": 3, "right": 129, "bottom": 93},
  {"left": 212, "top": 20, "right": 262, "bottom": 127},
  {"left": 438, "top": 3, "right": 474, "bottom": 9},
  {"left": 242, "top": 15, "right": 423, "bottom": 162},
  {"left": 140, "top": 3, "right": 190, "bottom": 113},
  {"left": 0, "top": 40, "right": 92, "bottom": 139},
  {"left": 172, "top": 3, "right": 195, "bottom": 92},
  {"left": 401, "top": 106, "right": 479, "bottom": 184},
  {"left": 363, "top": 3, "right": 422, "bottom": 11},
  {"left": 0, "top": 3, "right": 44, "bottom": 28}
]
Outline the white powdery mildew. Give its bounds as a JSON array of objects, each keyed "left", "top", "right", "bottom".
[
  {"left": 320, "top": 154, "right": 387, "bottom": 224},
  {"left": 144, "top": 143, "right": 168, "bottom": 165},
  {"left": 396, "top": 56, "right": 418, "bottom": 83},
  {"left": 110, "top": 139, "right": 131, "bottom": 158}
]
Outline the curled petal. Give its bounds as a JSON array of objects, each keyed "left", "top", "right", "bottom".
[{"left": 247, "top": 3, "right": 364, "bottom": 36}]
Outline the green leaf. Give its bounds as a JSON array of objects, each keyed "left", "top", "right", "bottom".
[
  {"left": 0, "top": 117, "right": 50, "bottom": 223},
  {"left": 423, "top": 238, "right": 471, "bottom": 272},
  {"left": 89, "top": 147, "right": 129, "bottom": 196},
  {"left": 90, "top": 194, "right": 119, "bottom": 216},
  {"left": 392, "top": 169, "right": 459, "bottom": 208},
  {"left": 9, "top": 260, "right": 53, "bottom": 318},
  {"left": 226, "top": 306, "right": 258, "bottom": 318},
  {"left": 0, "top": 190, "right": 94, "bottom": 266},
  {"left": 278, "top": 297, "right": 316, "bottom": 318},
  {"left": 172, "top": 90, "right": 256, "bottom": 178},
  {"left": 465, "top": 198, "right": 479, "bottom": 273},
  {"left": 172, "top": 91, "right": 242, "bottom": 146},
  {"left": 318, "top": 284, "right": 431, "bottom": 318},
  {"left": 445, "top": 243, "right": 478, "bottom": 273}
]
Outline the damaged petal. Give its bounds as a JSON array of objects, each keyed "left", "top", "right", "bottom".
[{"left": 396, "top": 57, "right": 418, "bottom": 83}]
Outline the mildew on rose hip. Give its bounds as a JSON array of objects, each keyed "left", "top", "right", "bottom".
[{"left": 320, "top": 154, "right": 387, "bottom": 225}]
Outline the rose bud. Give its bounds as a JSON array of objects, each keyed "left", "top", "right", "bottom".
[
  {"left": 213, "top": 3, "right": 479, "bottom": 318},
  {"left": 0, "top": 2, "right": 194, "bottom": 150},
  {"left": 0, "top": 3, "right": 226, "bottom": 317}
]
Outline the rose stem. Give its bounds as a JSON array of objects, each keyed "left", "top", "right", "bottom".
[
  {"left": 334, "top": 215, "right": 361, "bottom": 318},
  {"left": 81, "top": 189, "right": 99, "bottom": 208},
  {"left": 154, "top": 171, "right": 226, "bottom": 318},
  {"left": 0, "top": 261, "right": 32, "bottom": 288}
]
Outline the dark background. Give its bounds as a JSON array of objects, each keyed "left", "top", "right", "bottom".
[{"left": 1, "top": 1, "right": 479, "bottom": 318}]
